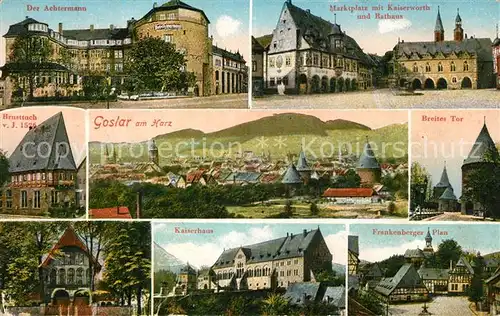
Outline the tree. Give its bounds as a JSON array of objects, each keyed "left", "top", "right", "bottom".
[
  {"left": 468, "top": 253, "right": 485, "bottom": 306},
  {"left": 261, "top": 293, "right": 288, "bottom": 316},
  {"left": 332, "top": 169, "right": 361, "bottom": 188},
  {"left": 7, "top": 34, "right": 54, "bottom": 100},
  {"left": 387, "top": 202, "right": 396, "bottom": 214},
  {"left": 462, "top": 150, "right": 500, "bottom": 219},
  {"left": 436, "top": 239, "right": 463, "bottom": 269},
  {"left": 310, "top": 202, "right": 319, "bottom": 216},
  {"left": 283, "top": 199, "right": 294, "bottom": 216},
  {"left": 154, "top": 270, "right": 176, "bottom": 294},
  {"left": 124, "top": 37, "right": 195, "bottom": 93},
  {"left": 0, "top": 151, "right": 9, "bottom": 187}
]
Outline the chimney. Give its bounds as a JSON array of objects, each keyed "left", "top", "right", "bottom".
[
  {"left": 153, "top": 2, "right": 158, "bottom": 8},
  {"left": 110, "top": 24, "right": 114, "bottom": 30},
  {"left": 303, "top": 229, "right": 307, "bottom": 236},
  {"left": 465, "top": 33, "right": 468, "bottom": 39},
  {"left": 290, "top": 233, "right": 294, "bottom": 238},
  {"left": 90, "top": 24, "right": 94, "bottom": 32},
  {"left": 287, "top": 232, "right": 289, "bottom": 237},
  {"left": 306, "top": 9, "right": 310, "bottom": 13},
  {"left": 449, "top": 260, "right": 453, "bottom": 270},
  {"left": 58, "top": 22, "right": 63, "bottom": 35},
  {"left": 136, "top": 191, "right": 142, "bottom": 219}
]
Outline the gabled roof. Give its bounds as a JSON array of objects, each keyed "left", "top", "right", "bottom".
[
  {"left": 454, "top": 256, "right": 474, "bottom": 274},
  {"left": 434, "top": 164, "right": 451, "bottom": 188},
  {"left": 439, "top": 187, "right": 457, "bottom": 201},
  {"left": 323, "top": 285, "right": 346, "bottom": 308},
  {"left": 180, "top": 263, "right": 197, "bottom": 275},
  {"left": 282, "top": 163, "right": 303, "bottom": 184},
  {"left": 283, "top": 2, "right": 374, "bottom": 66},
  {"left": 40, "top": 226, "right": 100, "bottom": 269},
  {"left": 253, "top": 34, "right": 273, "bottom": 51},
  {"left": 357, "top": 140, "right": 380, "bottom": 170},
  {"left": 323, "top": 188, "right": 375, "bottom": 198},
  {"left": 89, "top": 207, "right": 132, "bottom": 219},
  {"left": 463, "top": 122, "right": 499, "bottom": 166},
  {"left": 404, "top": 248, "right": 425, "bottom": 259},
  {"left": 212, "top": 45, "right": 246, "bottom": 63},
  {"left": 8, "top": 112, "right": 77, "bottom": 173},
  {"left": 348, "top": 235, "right": 359, "bottom": 255},
  {"left": 284, "top": 282, "right": 321, "bottom": 305},
  {"left": 226, "top": 171, "right": 261, "bottom": 183},
  {"left": 374, "top": 264, "right": 426, "bottom": 296},
  {"left": 418, "top": 267, "right": 449, "bottom": 280},
  {"left": 63, "top": 27, "right": 130, "bottom": 41}
]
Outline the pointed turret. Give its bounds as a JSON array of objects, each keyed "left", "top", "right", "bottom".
[
  {"left": 463, "top": 121, "right": 498, "bottom": 166},
  {"left": 356, "top": 137, "right": 381, "bottom": 186},
  {"left": 424, "top": 228, "right": 434, "bottom": 254},
  {"left": 434, "top": 6, "right": 445, "bottom": 42},
  {"left": 282, "top": 163, "right": 303, "bottom": 185},
  {"left": 454, "top": 8, "right": 464, "bottom": 42},
  {"left": 439, "top": 187, "right": 457, "bottom": 201},
  {"left": 435, "top": 163, "right": 451, "bottom": 188}
]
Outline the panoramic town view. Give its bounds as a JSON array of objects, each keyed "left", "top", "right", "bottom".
[
  {"left": 88, "top": 110, "right": 408, "bottom": 219},
  {"left": 252, "top": 0, "right": 500, "bottom": 108},
  {"left": 348, "top": 223, "right": 500, "bottom": 315},
  {"left": 0, "top": 221, "right": 151, "bottom": 315},
  {"left": 410, "top": 110, "right": 500, "bottom": 221},
  {"left": 153, "top": 222, "right": 346, "bottom": 315},
  {"left": 0, "top": 0, "right": 249, "bottom": 109},
  {"left": 0, "top": 107, "right": 87, "bottom": 218}
]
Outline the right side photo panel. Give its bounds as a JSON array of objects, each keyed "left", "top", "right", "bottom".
[{"left": 410, "top": 110, "right": 500, "bottom": 221}]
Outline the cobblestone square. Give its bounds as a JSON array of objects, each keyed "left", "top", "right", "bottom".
[{"left": 388, "top": 296, "right": 474, "bottom": 316}]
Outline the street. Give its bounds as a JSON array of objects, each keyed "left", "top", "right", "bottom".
[
  {"left": 252, "top": 88, "right": 500, "bottom": 109},
  {"left": 388, "top": 296, "right": 474, "bottom": 316}
]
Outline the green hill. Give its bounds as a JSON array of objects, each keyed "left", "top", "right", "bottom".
[{"left": 325, "top": 119, "right": 371, "bottom": 131}]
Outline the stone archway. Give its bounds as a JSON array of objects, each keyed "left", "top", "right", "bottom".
[
  {"left": 412, "top": 78, "right": 422, "bottom": 90},
  {"left": 321, "top": 76, "right": 329, "bottom": 93},
  {"left": 424, "top": 78, "right": 435, "bottom": 90},
  {"left": 52, "top": 289, "right": 70, "bottom": 306},
  {"left": 345, "top": 78, "right": 351, "bottom": 91},
  {"left": 437, "top": 78, "right": 447, "bottom": 90},
  {"left": 337, "top": 77, "right": 344, "bottom": 92},
  {"left": 329, "top": 78, "right": 336, "bottom": 93},
  {"left": 311, "top": 75, "right": 321, "bottom": 94},
  {"left": 461, "top": 77, "right": 472, "bottom": 89},
  {"left": 74, "top": 290, "right": 90, "bottom": 306},
  {"left": 298, "top": 74, "right": 308, "bottom": 94}
]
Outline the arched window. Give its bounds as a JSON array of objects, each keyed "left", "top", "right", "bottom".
[
  {"left": 76, "top": 268, "right": 84, "bottom": 285},
  {"left": 438, "top": 63, "right": 443, "bottom": 72},
  {"left": 425, "top": 63, "right": 431, "bottom": 72},
  {"left": 450, "top": 62, "right": 456, "bottom": 71},
  {"left": 59, "top": 269, "right": 66, "bottom": 285},
  {"left": 413, "top": 63, "right": 418, "bottom": 72},
  {"left": 463, "top": 61, "right": 469, "bottom": 71},
  {"left": 50, "top": 269, "right": 57, "bottom": 285},
  {"left": 68, "top": 268, "right": 75, "bottom": 284}
]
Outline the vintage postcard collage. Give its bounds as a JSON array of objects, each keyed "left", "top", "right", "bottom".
[{"left": 0, "top": 0, "right": 499, "bottom": 315}]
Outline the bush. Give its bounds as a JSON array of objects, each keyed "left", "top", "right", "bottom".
[{"left": 387, "top": 202, "right": 397, "bottom": 214}]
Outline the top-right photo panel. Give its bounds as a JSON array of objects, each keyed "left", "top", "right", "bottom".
[{"left": 251, "top": 0, "right": 500, "bottom": 108}]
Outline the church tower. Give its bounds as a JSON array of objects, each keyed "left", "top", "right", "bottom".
[
  {"left": 148, "top": 139, "right": 159, "bottom": 165},
  {"left": 296, "top": 150, "right": 311, "bottom": 183},
  {"left": 434, "top": 6, "right": 445, "bottom": 42},
  {"left": 423, "top": 228, "right": 434, "bottom": 255},
  {"left": 454, "top": 8, "right": 464, "bottom": 42},
  {"left": 433, "top": 162, "right": 452, "bottom": 201}
]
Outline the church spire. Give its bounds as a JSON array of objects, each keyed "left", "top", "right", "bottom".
[
  {"left": 434, "top": 6, "right": 444, "bottom": 42},
  {"left": 454, "top": 8, "right": 464, "bottom": 42}
]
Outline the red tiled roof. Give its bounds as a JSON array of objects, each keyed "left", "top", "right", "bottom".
[
  {"left": 89, "top": 207, "right": 132, "bottom": 219},
  {"left": 323, "top": 188, "right": 375, "bottom": 198},
  {"left": 40, "top": 226, "right": 100, "bottom": 269}
]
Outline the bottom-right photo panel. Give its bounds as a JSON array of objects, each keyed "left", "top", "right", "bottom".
[{"left": 348, "top": 223, "right": 500, "bottom": 316}]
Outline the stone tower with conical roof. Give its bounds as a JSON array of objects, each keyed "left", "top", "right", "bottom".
[
  {"left": 296, "top": 151, "right": 311, "bottom": 182},
  {"left": 438, "top": 186, "right": 458, "bottom": 212},
  {"left": 461, "top": 120, "right": 499, "bottom": 214},
  {"left": 454, "top": 8, "right": 464, "bottom": 42},
  {"left": 433, "top": 162, "right": 452, "bottom": 201},
  {"left": 356, "top": 137, "right": 381, "bottom": 187},
  {"left": 434, "top": 6, "right": 445, "bottom": 42}
]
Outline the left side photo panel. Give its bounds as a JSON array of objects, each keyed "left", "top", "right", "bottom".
[
  {"left": 0, "top": 0, "right": 250, "bottom": 109},
  {"left": 0, "top": 221, "right": 152, "bottom": 315},
  {"left": 0, "top": 107, "right": 86, "bottom": 219}
]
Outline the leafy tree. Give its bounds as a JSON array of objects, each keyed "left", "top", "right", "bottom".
[
  {"left": 387, "top": 202, "right": 396, "bottom": 214},
  {"left": 468, "top": 253, "right": 485, "bottom": 306},
  {"left": 310, "top": 202, "right": 319, "bottom": 216},
  {"left": 284, "top": 199, "right": 294, "bottom": 216},
  {"left": 462, "top": 150, "right": 500, "bottom": 219},
  {"left": 332, "top": 169, "right": 361, "bottom": 188},
  {"left": 436, "top": 239, "right": 463, "bottom": 269},
  {"left": 0, "top": 151, "right": 9, "bottom": 187},
  {"left": 7, "top": 34, "right": 54, "bottom": 100},
  {"left": 378, "top": 255, "right": 406, "bottom": 277},
  {"left": 124, "top": 37, "right": 195, "bottom": 93},
  {"left": 261, "top": 293, "right": 288, "bottom": 316},
  {"left": 154, "top": 270, "right": 176, "bottom": 294}
]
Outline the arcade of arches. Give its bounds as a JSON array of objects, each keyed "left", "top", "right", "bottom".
[
  {"left": 400, "top": 77, "right": 474, "bottom": 90},
  {"left": 298, "top": 74, "right": 359, "bottom": 94}
]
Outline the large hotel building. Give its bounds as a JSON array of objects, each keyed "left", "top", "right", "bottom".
[{"left": 1, "top": 0, "right": 247, "bottom": 106}]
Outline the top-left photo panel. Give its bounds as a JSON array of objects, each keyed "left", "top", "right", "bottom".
[{"left": 0, "top": 0, "right": 250, "bottom": 110}]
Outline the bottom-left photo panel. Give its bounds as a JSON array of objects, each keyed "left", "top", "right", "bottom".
[{"left": 0, "top": 221, "right": 151, "bottom": 316}]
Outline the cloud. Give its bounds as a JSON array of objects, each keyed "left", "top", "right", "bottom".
[
  {"left": 360, "top": 240, "right": 423, "bottom": 263},
  {"left": 324, "top": 231, "right": 348, "bottom": 265},
  {"left": 378, "top": 19, "right": 412, "bottom": 34},
  {"left": 215, "top": 15, "right": 242, "bottom": 38}
]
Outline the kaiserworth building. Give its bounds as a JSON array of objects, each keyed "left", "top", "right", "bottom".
[
  {"left": 391, "top": 7, "right": 494, "bottom": 90},
  {"left": 1, "top": 1, "right": 246, "bottom": 106},
  {"left": 208, "top": 228, "right": 332, "bottom": 291},
  {"left": 0, "top": 112, "right": 80, "bottom": 216},
  {"left": 264, "top": 0, "right": 375, "bottom": 94}
]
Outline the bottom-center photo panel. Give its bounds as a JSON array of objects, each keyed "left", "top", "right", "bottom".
[{"left": 152, "top": 221, "right": 347, "bottom": 316}]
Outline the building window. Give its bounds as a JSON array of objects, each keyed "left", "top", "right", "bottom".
[
  {"left": 252, "top": 61, "right": 257, "bottom": 72},
  {"left": 76, "top": 268, "right": 84, "bottom": 285},
  {"left": 164, "top": 35, "right": 173, "bottom": 43},
  {"left": 450, "top": 62, "right": 456, "bottom": 71},
  {"left": 59, "top": 269, "right": 66, "bottom": 285},
  {"left": 438, "top": 63, "right": 443, "bottom": 72},
  {"left": 6, "top": 190, "right": 12, "bottom": 209},
  {"left": 270, "top": 78, "right": 276, "bottom": 86},
  {"left": 51, "top": 191, "right": 59, "bottom": 205},
  {"left": 159, "top": 13, "right": 166, "bottom": 20},
  {"left": 114, "top": 50, "right": 123, "bottom": 59},
  {"left": 413, "top": 63, "right": 418, "bottom": 72},
  {"left": 285, "top": 56, "right": 291, "bottom": 66},
  {"left": 425, "top": 63, "right": 431, "bottom": 72},
  {"left": 50, "top": 269, "right": 57, "bottom": 285},
  {"left": 463, "top": 61, "right": 469, "bottom": 71},
  {"left": 283, "top": 76, "right": 289, "bottom": 86},
  {"left": 269, "top": 58, "right": 275, "bottom": 68},
  {"left": 33, "top": 191, "right": 41, "bottom": 209},
  {"left": 115, "top": 63, "right": 123, "bottom": 72},
  {"left": 21, "top": 190, "right": 28, "bottom": 208},
  {"left": 452, "top": 77, "right": 457, "bottom": 83},
  {"left": 167, "top": 13, "right": 176, "bottom": 20},
  {"left": 313, "top": 54, "right": 319, "bottom": 66},
  {"left": 68, "top": 268, "right": 75, "bottom": 284}
]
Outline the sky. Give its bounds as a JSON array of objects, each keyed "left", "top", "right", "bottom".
[
  {"left": 1, "top": 106, "right": 87, "bottom": 166},
  {"left": 153, "top": 222, "right": 347, "bottom": 268},
  {"left": 252, "top": 0, "right": 499, "bottom": 55},
  {"left": 350, "top": 223, "right": 500, "bottom": 263},
  {"left": 0, "top": 0, "right": 250, "bottom": 66},
  {"left": 411, "top": 110, "right": 500, "bottom": 198},
  {"left": 89, "top": 109, "right": 408, "bottom": 143}
]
